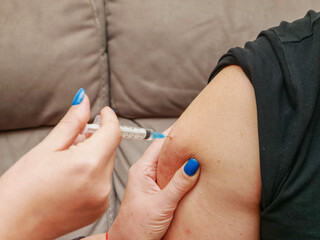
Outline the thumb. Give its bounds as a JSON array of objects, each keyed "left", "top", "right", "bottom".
[
  {"left": 159, "top": 158, "right": 200, "bottom": 208},
  {"left": 42, "top": 88, "right": 90, "bottom": 151}
]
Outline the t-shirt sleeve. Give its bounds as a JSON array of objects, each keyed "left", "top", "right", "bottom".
[
  {"left": 209, "top": 29, "right": 293, "bottom": 212},
  {"left": 208, "top": 10, "right": 320, "bottom": 239}
]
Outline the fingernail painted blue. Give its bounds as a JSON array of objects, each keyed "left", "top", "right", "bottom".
[
  {"left": 72, "top": 88, "right": 85, "bottom": 105},
  {"left": 153, "top": 132, "right": 166, "bottom": 139},
  {"left": 184, "top": 158, "right": 199, "bottom": 176}
]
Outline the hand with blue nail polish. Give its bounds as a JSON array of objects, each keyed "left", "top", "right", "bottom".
[
  {"left": 0, "top": 89, "right": 122, "bottom": 240},
  {"left": 108, "top": 138, "right": 200, "bottom": 240},
  {"left": 0, "top": 87, "right": 200, "bottom": 240}
]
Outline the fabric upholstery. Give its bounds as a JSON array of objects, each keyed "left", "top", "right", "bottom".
[
  {"left": 0, "top": 0, "right": 108, "bottom": 130},
  {"left": 0, "top": 127, "right": 51, "bottom": 175},
  {"left": 1, "top": 0, "right": 320, "bottom": 239},
  {"left": 106, "top": 0, "right": 320, "bottom": 118}
]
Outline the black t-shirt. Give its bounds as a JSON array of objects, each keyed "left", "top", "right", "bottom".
[{"left": 209, "top": 10, "right": 320, "bottom": 239}]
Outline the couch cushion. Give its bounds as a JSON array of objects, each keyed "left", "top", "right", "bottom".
[
  {"left": 0, "top": 0, "right": 108, "bottom": 130},
  {"left": 106, "top": 0, "right": 320, "bottom": 118}
]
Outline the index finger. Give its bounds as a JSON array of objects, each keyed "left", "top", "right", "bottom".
[{"left": 82, "top": 107, "right": 122, "bottom": 162}]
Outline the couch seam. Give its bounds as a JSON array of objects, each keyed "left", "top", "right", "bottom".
[
  {"left": 87, "top": 0, "right": 108, "bottom": 111},
  {"left": 104, "top": 0, "right": 112, "bottom": 108}
]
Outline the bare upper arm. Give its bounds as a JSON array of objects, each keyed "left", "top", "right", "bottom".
[{"left": 157, "top": 65, "right": 261, "bottom": 239}]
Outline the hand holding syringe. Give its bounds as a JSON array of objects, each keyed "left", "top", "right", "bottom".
[{"left": 82, "top": 115, "right": 166, "bottom": 141}]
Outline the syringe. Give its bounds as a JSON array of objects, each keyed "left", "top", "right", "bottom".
[
  {"left": 81, "top": 115, "right": 166, "bottom": 141},
  {"left": 82, "top": 124, "right": 166, "bottom": 141}
]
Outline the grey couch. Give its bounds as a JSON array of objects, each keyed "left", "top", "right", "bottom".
[{"left": 1, "top": 0, "right": 319, "bottom": 239}]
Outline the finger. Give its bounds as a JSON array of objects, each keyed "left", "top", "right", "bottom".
[
  {"left": 83, "top": 107, "right": 122, "bottom": 162},
  {"left": 159, "top": 158, "right": 200, "bottom": 208},
  {"left": 42, "top": 89, "right": 90, "bottom": 151}
]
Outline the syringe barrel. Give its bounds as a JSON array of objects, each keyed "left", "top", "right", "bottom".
[
  {"left": 120, "top": 125, "right": 153, "bottom": 141},
  {"left": 82, "top": 123, "right": 154, "bottom": 141}
]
